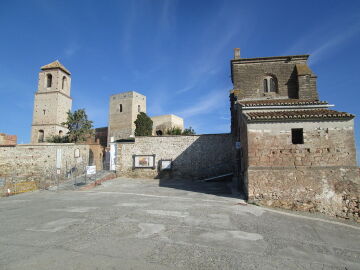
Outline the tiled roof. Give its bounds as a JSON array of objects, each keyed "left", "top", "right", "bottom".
[
  {"left": 41, "top": 60, "right": 71, "bottom": 75},
  {"left": 239, "top": 99, "right": 328, "bottom": 107},
  {"left": 244, "top": 109, "right": 354, "bottom": 121}
]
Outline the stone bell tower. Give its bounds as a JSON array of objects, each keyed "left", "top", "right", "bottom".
[{"left": 30, "top": 61, "right": 72, "bottom": 143}]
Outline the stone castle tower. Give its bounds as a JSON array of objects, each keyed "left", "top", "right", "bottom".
[
  {"left": 108, "top": 91, "right": 146, "bottom": 142},
  {"left": 30, "top": 61, "right": 72, "bottom": 143}
]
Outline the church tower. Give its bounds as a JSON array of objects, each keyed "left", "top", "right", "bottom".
[{"left": 30, "top": 61, "right": 72, "bottom": 143}]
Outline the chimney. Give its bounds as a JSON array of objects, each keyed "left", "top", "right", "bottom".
[{"left": 234, "top": 48, "right": 240, "bottom": 59}]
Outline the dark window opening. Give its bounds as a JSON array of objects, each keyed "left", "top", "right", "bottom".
[
  {"left": 138, "top": 105, "right": 140, "bottom": 112},
  {"left": 62, "top": 76, "right": 66, "bottom": 90},
  {"left": 47, "top": 74, "right": 52, "bottom": 88},
  {"left": 38, "top": 130, "right": 44, "bottom": 143},
  {"left": 156, "top": 130, "right": 163, "bottom": 136},
  {"left": 43, "top": 109, "right": 46, "bottom": 115},
  {"left": 263, "top": 79, "right": 268, "bottom": 92},
  {"left": 270, "top": 78, "right": 276, "bottom": 92},
  {"left": 119, "top": 104, "right": 122, "bottom": 112},
  {"left": 59, "top": 130, "right": 63, "bottom": 136},
  {"left": 292, "top": 128, "right": 304, "bottom": 144}
]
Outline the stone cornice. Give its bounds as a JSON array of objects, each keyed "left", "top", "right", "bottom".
[{"left": 35, "top": 91, "right": 72, "bottom": 100}]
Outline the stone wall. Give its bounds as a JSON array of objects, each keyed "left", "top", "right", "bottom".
[
  {"left": 0, "top": 133, "right": 17, "bottom": 146},
  {"left": 248, "top": 167, "right": 360, "bottom": 221},
  {"left": 247, "top": 120, "right": 357, "bottom": 168},
  {"left": 151, "top": 114, "right": 184, "bottom": 135},
  {"left": 108, "top": 91, "right": 146, "bottom": 142},
  {"left": 244, "top": 119, "right": 359, "bottom": 221},
  {"left": 116, "top": 134, "right": 233, "bottom": 179},
  {"left": 231, "top": 55, "right": 317, "bottom": 100},
  {"left": 0, "top": 144, "right": 89, "bottom": 193}
]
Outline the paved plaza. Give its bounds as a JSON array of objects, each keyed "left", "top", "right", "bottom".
[{"left": 0, "top": 178, "right": 359, "bottom": 269}]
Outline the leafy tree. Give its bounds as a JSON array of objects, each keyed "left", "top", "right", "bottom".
[
  {"left": 182, "top": 126, "right": 196, "bottom": 135},
  {"left": 46, "top": 135, "right": 70, "bottom": 143},
  {"left": 165, "top": 127, "right": 182, "bottom": 135},
  {"left": 62, "top": 109, "right": 93, "bottom": 143},
  {"left": 134, "top": 112, "right": 153, "bottom": 136}
]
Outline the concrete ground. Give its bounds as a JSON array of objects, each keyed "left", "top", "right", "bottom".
[{"left": 0, "top": 178, "right": 359, "bottom": 270}]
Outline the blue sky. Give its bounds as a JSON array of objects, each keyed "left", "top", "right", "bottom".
[{"left": 0, "top": 0, "right": 360, "bottom": 161}]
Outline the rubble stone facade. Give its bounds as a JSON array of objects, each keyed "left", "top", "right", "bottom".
[{"left": 231, "top": 49, "right": 359, "bottom": 221}]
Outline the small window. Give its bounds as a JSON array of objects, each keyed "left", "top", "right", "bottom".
[
  {"left": 292, "top": 128, "right": 304, "bottom": 144},
  {"left": 156, "top": 130, "right": 163, "bottom": 136},
  {"left": 38, "top": 130, "right": 44, "bottom": 143},
  {"left": 138, "top": 105, "right": 140, "bottom": 112},
  {"left": 62, "top": 76, "right": 66, "bottom": 90},
  {"left": 119, "top": 104, "right": 122, "bottom": 112},
  {"left": 263, "top": 75, "right": 277, "bottom": 93},
  {"left": 47, "top": 74, "right": 52, "bottom": 88},
  {"left": 43, "top": 109, "right": 46, "bottom": 115},
  {"left": 59, "top": 130, "right": 63, "bottom": 136}
]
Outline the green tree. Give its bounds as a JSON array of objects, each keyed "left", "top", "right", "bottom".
[
  {"left": 62, "top": 109, "right": 93, "bottom": 143},
  {"left": 46, "top": 135, "right": 70, "bottom": 143},
  {"left": 165, "top": 127, "right": 182, "bottom": 135},
  {"left": 134, "top": 112, "right": 153, "bottom": 136},
  {"left": 182, "top": 126, "right": 196, "bottom": 135}
]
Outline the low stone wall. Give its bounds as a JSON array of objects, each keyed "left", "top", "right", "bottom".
[
  {"left": 0, "top": 144, "right": 90, "bottom": 195},
  {"left": 247, "top": 167, "right": 360, "bottom": 221},
  {"left": 116, "top": 134, "right": 233, "bottom": 179}
]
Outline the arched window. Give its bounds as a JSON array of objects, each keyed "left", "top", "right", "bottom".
[
  {"left": 47, "top": 74, "right": 52, "bottom": 88},
  {"left": 38, "top": 130, "right": 44, "bottom": 143},
  {"left": 62, "top": 76, "right": 66, "bottom": 90},
  {"left": 138, "top": 105, "right": 140, "bottom": 112},
  {"left": 119, "top": 104, "right": 123, "bottom": 112},
  {"left": 263, "top": 75, "right": 277, "bottom": 93},
  {"left": 59, "top": 130, "right": 63, "bottom": 137},
  {"left": 156, "top": 130, "right": 163, "bottom": 136}
]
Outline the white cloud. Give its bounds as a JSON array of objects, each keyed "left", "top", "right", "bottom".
[{"left": 176, "top": 89, "right": 227, "bottom": 118}]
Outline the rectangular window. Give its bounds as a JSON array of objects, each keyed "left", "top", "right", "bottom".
[
  {"left": 119, "top": 104, "right": 122, "bottom": 112},
  {"left": 292, "top": 128, "right": 304, "bottom": 144}
]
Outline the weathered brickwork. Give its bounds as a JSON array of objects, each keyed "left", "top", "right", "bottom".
[
  {"left": 248, "top": 168, "right": 360, "bottom": 221},
  {"left": 247, "top": 120, "right": 357, "bottom": 168},
  {"left": 116, "top": 134, "right": 233, "bottom": 179},
  {"left": 0, "top": 133, "right": 17, "bottom": 146},
  {"left": 0, "top": 144, "right": 89, "bottom": 194},
  {"left": 231, "top": 55, "right": 318, "bottom": 100}
]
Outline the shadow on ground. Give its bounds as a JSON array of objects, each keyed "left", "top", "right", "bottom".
[{"left": 159, "top": 175, "right": 242, "bottom": 199}]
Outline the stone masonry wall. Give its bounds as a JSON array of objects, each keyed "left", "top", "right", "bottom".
[
  {"left": 248, "top": 168, "right": 360, "bottom": 221},
  {"left": 232, "top": 60, "right": 304, "bottom": 100},
  {"left": 244, "top": 120, "right": 359, "bottom": 221},
  {"left": 0, "top": 144, "right": 89, "bottom": 193},
  {"left": 247, "top": 120, "right": 357, "bottom": 167},
  {"left": 116, "top": 134, "right": 233, "bottom": 179}
]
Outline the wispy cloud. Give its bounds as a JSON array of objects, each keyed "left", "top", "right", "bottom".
[
  {"left": 284, "top": 16, "right": 360, "bottom": 65},
  {"left": 64, "top": 42, "right": 81, "bottom": 58},
  {"left": 309, "top": 23, "right": 360, "bottom": 65},
  {"left": 176, "top": 89, "right": 227, "bottom": 118}
]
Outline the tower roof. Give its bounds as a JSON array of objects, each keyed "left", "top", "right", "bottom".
[{"left": 41, "top": 60, "right": 71, "bottom": 75}]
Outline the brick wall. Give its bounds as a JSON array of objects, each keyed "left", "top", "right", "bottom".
[
  {"left": 231, "top": 56, "right": 318, "bottom": 100},
  {"left": 247, "top": 120, "right": 357, "bottom": 168},
  {"left": 116, "top": 134, "right": 234, "bottom": 179},
  {"left": 243, "top": 119, "right": 359, "bottom": 221},
  {"left": 0, "top": 133, "right": 17, "bottom": 146}
]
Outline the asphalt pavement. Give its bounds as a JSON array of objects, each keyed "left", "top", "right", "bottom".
[{"left": 0, "top": 177, "right": 359, "bottom": 269}]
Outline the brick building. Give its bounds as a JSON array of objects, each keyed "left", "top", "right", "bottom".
[{"left": 230, "top": 49, "right": 359, "bottom": 219}]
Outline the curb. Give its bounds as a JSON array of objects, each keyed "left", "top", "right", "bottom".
[{"left": 79, "top": 173, "right": 117, "bottom": 191}]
